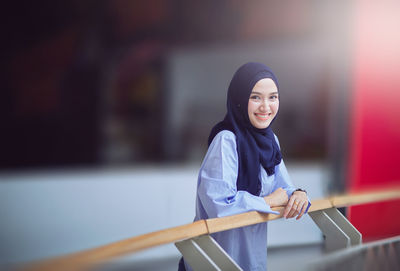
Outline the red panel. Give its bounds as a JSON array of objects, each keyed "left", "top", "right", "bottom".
[{"left": 348, "top": 0, "right": 400, "bottom": 240}]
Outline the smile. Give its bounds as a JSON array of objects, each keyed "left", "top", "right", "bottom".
[{"left": 255, "top": 113, "right": 270, "bottom": 121}]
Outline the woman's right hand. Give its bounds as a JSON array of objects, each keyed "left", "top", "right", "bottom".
[{"left": 263, "top": 187, "right": 288, "bottom": 207}]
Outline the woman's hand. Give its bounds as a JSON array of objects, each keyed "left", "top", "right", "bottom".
[
  {"left": 283, "top": 191, "right": 308, "bottom": 220},
  {"left": 264, "top": 187, "right": 288, "bottom": 208}
]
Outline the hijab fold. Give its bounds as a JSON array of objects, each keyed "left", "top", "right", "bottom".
[{"left": 208, "top": 62, "right": 282, "bottom": 196}]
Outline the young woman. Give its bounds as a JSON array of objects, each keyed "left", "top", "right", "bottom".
[{"left": 179, "top": 62, "right": 310, "bottom": 271}]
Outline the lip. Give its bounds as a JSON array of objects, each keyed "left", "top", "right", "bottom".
[{"left": 255, "top": 113, "right": 270, "bottom": 121}]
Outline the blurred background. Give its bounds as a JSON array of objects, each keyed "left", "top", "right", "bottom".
[
  {"left": 2, "top": 0, "right": 341, "bottom": 169},
  {"left": 1, "top": 0, "right": 399, "bottom": 270}
]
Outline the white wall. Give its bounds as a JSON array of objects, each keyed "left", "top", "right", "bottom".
[{"left": 0, "top": 163, "right": 328, "bottom": 266}]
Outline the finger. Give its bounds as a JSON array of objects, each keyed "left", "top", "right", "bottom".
[
  {"left": 283, "top": 197, "right": 294, "bottom": 217},
  {"left": 296, "top": 195, "right": 308, "bottom": 220},
  {"left": 296, "top": 202, "right": 307, "bottom": 220},
  {"left": 287, "top": 204, "right": 299, "bottom": 218},
  {"left": 290, "top": 198, "right": 303, "bottom": 218},
  {"left": 287, "top": 201, "right": 299, "bottom": 218},
  {"left": 283, "top": 205, "right": 292, "bottom": 218},
  {"left": 283, "top": 197, "right": 295, "bottom": 218},
  {"left": 286, "top": 208, "right": 296, "bottom": 218}
]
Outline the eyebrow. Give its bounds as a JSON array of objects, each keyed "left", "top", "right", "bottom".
[{"left": 250, "top": 91, "right": 279, "bottom": 95}]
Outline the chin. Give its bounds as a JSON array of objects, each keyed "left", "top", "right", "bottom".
[{"left": 256, "top": 123, "right": 270, "bottom": 129}]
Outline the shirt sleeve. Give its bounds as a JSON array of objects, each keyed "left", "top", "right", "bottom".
[
  {"left": 273, "top": 159, "right": 296, "bottom": 197},
  {"left": 273, "top": 134, "right": 311, "bottom": 213},
  {"left": 197, "top": 131, "right": 279, "bottom": 218}
]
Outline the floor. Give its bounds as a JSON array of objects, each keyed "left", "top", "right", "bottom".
[{"left": 98, "top": 243, "right": 324, "bottom": 271}]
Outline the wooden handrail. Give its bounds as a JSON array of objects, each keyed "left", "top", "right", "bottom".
[{"left": 21, "top": 188, "right": 400, "bottom": 271}]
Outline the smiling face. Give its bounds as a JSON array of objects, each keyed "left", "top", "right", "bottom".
[{"left": 247, "top": 78, "right": 279, "bottom": 129}]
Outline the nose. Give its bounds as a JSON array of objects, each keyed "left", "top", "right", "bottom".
[{"left": 260, "top": 99, "right": 272, "bottom": 112}]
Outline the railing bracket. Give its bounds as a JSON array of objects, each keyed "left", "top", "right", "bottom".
[
  {"left": 175, "top": 234, "right": 243, "bottom": 271},
  {"left": 309, "top": 207, "right": 362, "bottom": 252}
]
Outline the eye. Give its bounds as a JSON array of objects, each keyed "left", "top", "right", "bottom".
[
  {"left": 269, "top": 95, "right": 278, "bottom": 100},
  {"left": 250, "top": 95, "right": 261, "bottom": 100}
]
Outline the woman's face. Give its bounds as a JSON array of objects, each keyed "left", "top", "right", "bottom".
[{"left": 247, "top": 78, "right": 279, "bottom": 129}]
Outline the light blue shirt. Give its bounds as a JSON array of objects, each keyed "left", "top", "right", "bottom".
[{"left": 184, "top": 130, "right": 301, "bottom": 271}]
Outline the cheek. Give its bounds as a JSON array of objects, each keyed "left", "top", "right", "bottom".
[
  {"left": 247, "top": 101, "right": 256, "bottom": 113},
  {"left": 273, "top": 102, "right": 279, "bottom": 112}
]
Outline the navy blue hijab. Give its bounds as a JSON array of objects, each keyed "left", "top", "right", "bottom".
[{"left": 208, "top": 62, "right": 282, "bottom": 196}]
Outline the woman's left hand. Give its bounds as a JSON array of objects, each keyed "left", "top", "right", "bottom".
[{"left": 283, "top": 191, "right": 308, "bottom": 220}]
